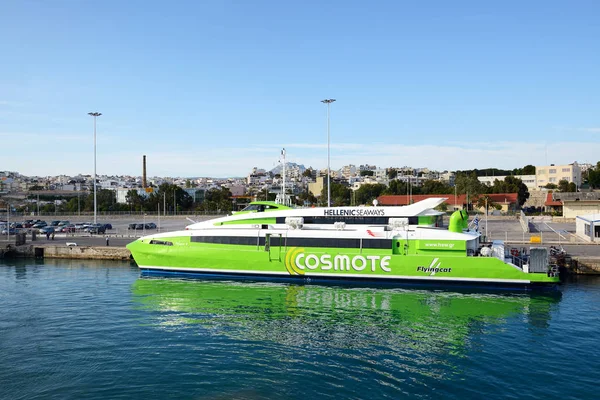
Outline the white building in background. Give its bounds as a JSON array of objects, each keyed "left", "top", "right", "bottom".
[
  {"left": 374, "top": 168, "right": 388, "bottom": 180},
  {"left": 536, "top": 162, "right": 581, "bottom": 189},
  {"left": 340, "top": 164, "right": 357, "bottom": 179},
  {"left": 116, "top": 188, "right": 149, "bottom": 204},
  {"left": 478, "top": 175, "right": 537, "bottom": 191},
  {"left": 438, "top": 171, "right": 455, "bottom": 186},
  {"left": 576, "top": 214, "right": 600, "bottom": 242}
]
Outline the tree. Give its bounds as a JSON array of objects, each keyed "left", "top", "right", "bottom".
[
  {"left": 320, "top": 182, "right": 351, "bottom": 206},
  {"left": 544, "top": 183, "right": 558, "bottom": 189},
  {"left": 383, "top": 179, "right": 407, "bottom": 195},
  {"left": 475, "top": 195, "right": 499, "bottom": 215},
  {"left": 386, "top": 168, "right": 398, "bottom": 180},
  {"left": 296, "top": 191, "right": 318, "bottom": 206},
  {"left": 522, "top": 165, "right": 536, "bottom": 175},
  {"left": 587, "top": 161, "right": 600, "bottom": 188},
  {"left": 454, "top": 172, "right": 485, "bottom": 196},
  {"left": 505, "top": 176, "right": 529, "bottom": 206},
  {"left": 126, "top": 189, "right": 145, "bottom": 212},
  {"left": 488, "top": 176, "right": 529, "bottom": 207},
  {"left": 420, "top": 180, "right": 453, "bottom": 195},
  {"left": 354, "top": 184, "right": 387, "bottom": 205},
  {"left": 557, "top": 180, "right": 570, "bottom": 192},
  {"left": 199, "top": 187, "right": 233, "bottom": 213},
  {"left": 303, "top": 168, "right": 314, "bottom": 178},
  {"left": 95, "top": 189, "right": 117, "bottom": 211},
  {"left": 360, "top": 170, "right": 374, "bottom": 177}
]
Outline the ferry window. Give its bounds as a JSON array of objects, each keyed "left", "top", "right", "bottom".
[{"left": 149, "top": 240, "right": 173, "bottom": 246}]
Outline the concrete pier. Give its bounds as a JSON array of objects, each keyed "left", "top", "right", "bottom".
[
  {"left": 1, "top": 244, "right": 131, "bottom": 261},
  {"left": 567, "top": 257, "right": 600, "bottom": 275}
]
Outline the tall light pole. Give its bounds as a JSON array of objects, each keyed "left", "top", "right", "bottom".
[
  {"left": 321, "top": 99, "right": 336, "bottom": 207},
  {"left": 88, "top": 112, "right": 102, "bottom": 224}
]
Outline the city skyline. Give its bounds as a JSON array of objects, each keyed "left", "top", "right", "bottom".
[{"left": 2, "top": 1, "right": 599, "bottom": 177}]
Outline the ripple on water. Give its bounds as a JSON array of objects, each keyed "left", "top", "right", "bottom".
[{"left": 1, "top": 263, "right": 600, "bottom": 399}]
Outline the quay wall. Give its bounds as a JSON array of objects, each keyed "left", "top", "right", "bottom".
[
  {"left": 42, "top": 245, "right": 131, "bottom": 261},
  {"left": 569, "top": 257, "right": 600, "bottom": 275},
  {"left": 1, "top": 244, "right": 131, "bottom": 261}
]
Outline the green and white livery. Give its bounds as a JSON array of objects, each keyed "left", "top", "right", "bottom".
[{"left": 127, "top": 198, "right": 560, "bottom": 290}]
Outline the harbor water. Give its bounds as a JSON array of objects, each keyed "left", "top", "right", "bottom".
[{"left": 1, "top": 259, "right": 598, "bottom": 400}]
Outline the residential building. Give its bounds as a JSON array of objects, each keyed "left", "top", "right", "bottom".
[
  {"left": 359, "top": 164, "right": 376, "bottom": 172},
  {"left": 308, "top": 176, "right": 326, "bottom": 198},
  {"left": 478, "top": 175, "right": 537, "bottom": 191},
  {"left": 438, "top": 171, "right": 455, "bottom": 186},
  {"left": 340, "top": 164, "right": 357, "bottom": 179},
  {"left": 536, "top": 162, "right": 581, "bottom": 189}
]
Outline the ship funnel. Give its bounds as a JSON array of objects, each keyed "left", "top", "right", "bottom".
[
  {"left": 142, "top": 155, "right": 147, "bottom": 188},
  {"left": 448, "top": 209, "right": 469, "bottom": 233}
]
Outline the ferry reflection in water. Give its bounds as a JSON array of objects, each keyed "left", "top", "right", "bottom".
[{"left": 132, "top": 279, "right": 560, "bottom": 360}]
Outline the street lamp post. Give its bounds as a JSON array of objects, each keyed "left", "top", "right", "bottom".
[
  {"left": 321, "top": 99, "right": 336, "bottom": 207},
  {"left": 88, "top": 112, "right": 102, "bottom": 224}
]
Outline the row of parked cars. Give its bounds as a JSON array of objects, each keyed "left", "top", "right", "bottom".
[
  {"left": 128, "top": 222, "right": 157, "bottom": 230},
  {"left": 0, "top": 220, "right": 113, "bottom": 235}
]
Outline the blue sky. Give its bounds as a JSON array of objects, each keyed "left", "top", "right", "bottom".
[{"left": 2, "top": 0, "right": 599, "bottom": 177}]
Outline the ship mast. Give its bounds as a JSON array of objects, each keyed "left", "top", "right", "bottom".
[
  {"left": 282, "top": 148, "right": 286, "bottom": 202},
  {"left": 275, "top": 148, "right": 290, "bottom": 206}
]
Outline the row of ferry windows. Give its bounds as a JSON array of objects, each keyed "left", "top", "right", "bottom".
[
  {"left": 274, "top": 216, "right": 419, "bottom": 225},
  {"left": 190, "top": 236, "right": 391, "bottom": 249}
]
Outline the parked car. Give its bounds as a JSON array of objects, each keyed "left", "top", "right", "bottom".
[
  {"left": 32, "top": 221, "right": 48, "bottom": 229},
  {"left": 145, "top": 222, "right": 157, "bottom": 229},
  {"left": 103, "top": 223, "right": 113, "bottom": 230},
  {"left": 87, "top": 224, "right": 106, "bottom": 234},
  {"left": 128, "top": 223, "right": 137, "bottom": 230},
  {"left": 50, "top": 220, "right": 61, "bottom": 227},
  {"left": 39, "top": 226, "right": 55, "bottom": 234},
  {"left": 58, "top": 220, "right": 70, "bottom": 226},
  {"left": 58, "top": 224, "right": 76, "bottom": 233},
  {"left": 1, "top": 227, "right": 18, "bottom": 235},
  {"left": 74, "top": 223, "right": 90, "bottom": 230}
]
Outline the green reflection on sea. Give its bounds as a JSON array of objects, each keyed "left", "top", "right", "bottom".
[{"left": 132, "top": 278, "right": 560, "bottom": 356}]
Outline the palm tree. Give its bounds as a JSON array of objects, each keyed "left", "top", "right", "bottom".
[{"left": 475, "top": 195, "right": 498, "bottom": 215}]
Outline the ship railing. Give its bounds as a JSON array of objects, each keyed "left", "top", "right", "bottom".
[
  {"left": 547, "top": 265, "right": 560, "bottom": 278},
  {"left": 508, "top": 254, "right": 528, "bottom": 270}
]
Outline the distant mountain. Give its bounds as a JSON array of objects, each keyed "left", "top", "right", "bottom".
[{"left": 269, "top": 162, "right": 307, "bottom": 175}]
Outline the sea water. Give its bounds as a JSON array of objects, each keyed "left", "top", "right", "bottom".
[{"left": 0, "top": 259, "right": 598, "bottom": 400}]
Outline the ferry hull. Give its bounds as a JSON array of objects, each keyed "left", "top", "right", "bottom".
[{"left": 127, "top": 237, "right": 560, "bottom": 291}]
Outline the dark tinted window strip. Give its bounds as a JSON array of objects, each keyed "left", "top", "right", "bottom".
[
  {"left": 191, "top": 236, "right": 390, "bottom": 249},
  {"left": 191, "top": 236, "right": 264, "bottom": 246},
  {"left": 275, "top": 216, "right": 418, "bottom": 225},
  {"left": 149, "top": 239, "right": 173, "bottom": 246}
]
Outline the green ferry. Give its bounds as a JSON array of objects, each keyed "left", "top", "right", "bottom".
[{"left": 127, "top": 198, "right": 560, "bottom": 290}]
